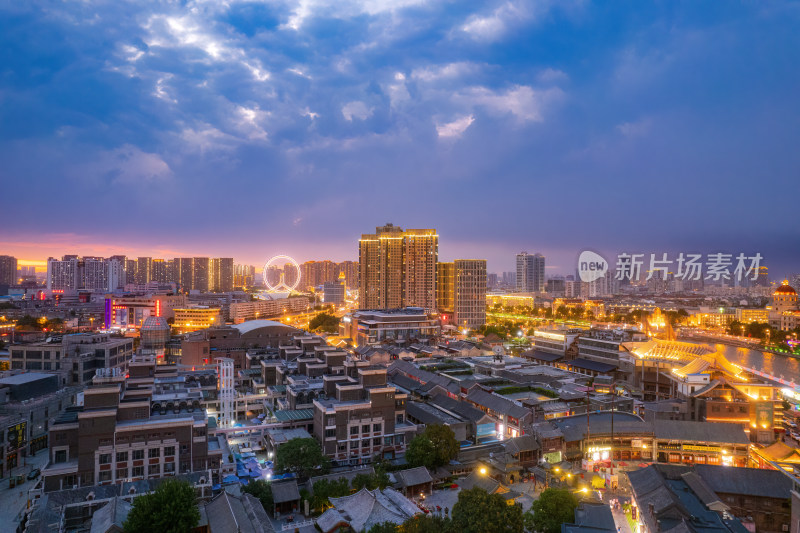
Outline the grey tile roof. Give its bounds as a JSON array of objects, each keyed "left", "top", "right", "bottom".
[
  {"left": 523, "top": 350, "right": 564, "bottom": 362},
  {"left": 393, "top": 466, "right": 433, "bottom": 488},
  {"left": 458, "top": 470, "right": 502, "bottom": 493},
  {"left": 551, "top": 412, "right": 650, "bottom": 442},
  {"left": 694, "top": 464, "right": 793, "bottom": 499},
  {"left": 627, "top": 465, "right": 749, "bottom": 533},
  {"left": 503, "top": 435, "right": 540, "bottom": 455},
  {"left": 568, "top": 358, "right": 617, "bottom": 373},
  {"left": 271, "top": 480, "right": 301, "bottom": 504},
  {"left": 654, "top": 420, "right": 749, "bottom": 445},
  {"left": 205, "top": 491, "right": 275, "bottom": 533},
  {"left": 319, "top": 488, "right": 420, "bottom": 533},
  {"left": 406, "top": 401, "right": 461, "bottom": 426},
  {"left": 89, "top": 497, "right": 132, "bottom": 533},
  {"left": 680, "top": 471, "right": 726, "bottom": 510},
  {"left": 388, "top": 360, "right": 451, "bottom": 387},
  {"left": 430, "top": 394, "right": 490, "bottom": 424},
  {"left": 562, "top": 501, "right": 617, "bottom": 533},
  {"left": 466, "top": 388, "right": 530, "bottom": 419},
  {"left": 390, "top": 374, "right": 423, "bottom": 393}
]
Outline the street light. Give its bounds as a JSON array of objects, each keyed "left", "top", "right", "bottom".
[{"left": 479, "top": 467, "right": 487, "bottom": 475}]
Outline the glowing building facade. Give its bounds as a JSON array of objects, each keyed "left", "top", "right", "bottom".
[{"left": 359, "top": 223, "right": 438, "bottom": 311}]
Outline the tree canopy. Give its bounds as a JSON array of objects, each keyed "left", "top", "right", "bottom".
[
  {"left": 451, "top": 487, "right": 523, "bottom": 533},
  {"left": 241, "top": 479, "right": 274, "bottom": 515},
  {"left": 275, "top": 437, "right": 330, "bottom": 479},
  {"left": 402, "top": 514, "right": 455, "bottom": 533},
  {"left": 352, "top": 467, "right": 390, "bottom": 491},
  {"left": 368, "top": 522, "right": 401, "bottom": 533},
  {"left": 406, "top": 424, "right": 459, "bottom": 469},
  {"left": 310, "top": 477, "right": 350, "bottom": 512},
  {"left": 123, "top": 479, "right": 200, "bottom": 533},
  {"left": 524, "top": 488, "right": 578, "bottom": 533},
  {"left": 309, "top": 312, "right": 340, "bottom": 333}
]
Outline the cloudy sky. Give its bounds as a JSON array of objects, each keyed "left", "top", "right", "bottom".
[{"left": 1, "top": 1, "right": 799, "bottom": 276}]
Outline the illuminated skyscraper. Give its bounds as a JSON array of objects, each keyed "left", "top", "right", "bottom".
[
  {"left": 108, "top": 256, "right": 129, "bottom": 288},
  {"left": 135, "top": 257, "right": 152, "bottom": 285},
  {"left": 0, "top": 255, "right": 17, "bottom": 286},
  {"left": 177, "top": 258, "right": 194, "bottom": 291},
  {"left": 83, "top": 257, "right": 108, "bottom": 291},
  {"left": 193, "top": 257, "right": 210, "bottom": 292},
  {"left": 359, "top": 223, "right": 438, "bottom": 310},
  {"left": 436, "top": 262, "right": 454, "bottom": 312},
  {"left": 755, "top": 266, "right": 769, "bottom": 287},
  {"left": 337, "top": 260, "right": 358, "bottom": 291},
  {"left": 47, "top": 256, "right": 80, "bottom": 291},
  {"left": 454, "top": 259, "right": 487, "bottom": 329},
  {"left": 516, "top": 252, "right": 545, "bottom": 293},
  {"left": 151, "top": 259, "right": 168, "bottom": 283},
  {"left": 211, "top": 257, "right": 234, "bottom": 292}
]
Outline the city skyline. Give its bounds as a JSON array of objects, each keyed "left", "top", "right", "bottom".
[
  {"left": 1, "top": 2, "right": 799, "bottom": 275},
  {"left": 6, "top": 244, "right": 798, "bottom": 282}
]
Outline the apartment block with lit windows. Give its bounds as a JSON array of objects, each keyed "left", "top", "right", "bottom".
[
  {"left": 173, "top": 306, "right": 223, "bottom": 332},
  {"left": 359, "top": 223, "right": 438, "bottom": 311},
  {"left": 41, "top": 356, "right": 221, "bottom": 492},
  {"left": 453, "top": 259, "right": 487, "bottom": 329},
  {"left": 312, "top": 357, "right": 416, "bottom": 465}
]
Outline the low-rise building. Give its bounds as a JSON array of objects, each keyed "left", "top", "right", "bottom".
[
  {"left": 628, "top": 464, "right": 750, "bottom": 533},
  {"left": 181, "top": 319, "right": 303, "bottom": 370},
  {"left": 173, "top": 306, "right": 223, "bottom": 332},
  {"left": 312, "top": 358, "right": 416, "bottom": 465},
  {"left": 339, "top": 308, "right": 440, "bottom": 347},
  {"left": 40, "top": 357, "right": 221, "bottom": 493},
  {"left": 0, "top": 373, "right": 80, "bottom": 468},
  {"left": 9, "top": 333, "right": 134, "bottom": 386}
]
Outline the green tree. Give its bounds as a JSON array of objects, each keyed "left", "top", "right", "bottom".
[
  {"left": 352, "top": 467, "right": 391, "bottom": 491},
  {"left": 407, "top": 424, "right": 459, "bottom": 469},
  {"left": 402, "top": 515, "right": 454, "bottom": 533},
  {"left": 524, "top": 488, "right": 578, "bottom": 533},
  {"left": 14, "top": 315, "right": 42, "bottom": 329},
  {"left": 424, "top": 424, "right": 459, "bottom": 467},
  {"left": 275, "top": 437, "right": 330, "bottom": 479},
  {"left": 310, "top": 477, "right": 350, "bottom": 512},
  {"left": 368, "top": 522, "right": 400, "bottom": 533},
  {"left": 406, "top": 435, "right": 437, "bottom": 469},
  {"left": 309, "top": 312, "right": 340, "bottom": 333},
  {"left": 451, "top": 487, "right": 522, "bottom": 533},
  {"left": 123, "top": 479, "right": 200, "bottom": 533},
  {"left": 242, "top": 479, "right": 274, "bottom": 515}
]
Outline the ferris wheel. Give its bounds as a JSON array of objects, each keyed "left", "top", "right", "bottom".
[{"left": 262, "top": 255, "right": 301, "bottom": 292}]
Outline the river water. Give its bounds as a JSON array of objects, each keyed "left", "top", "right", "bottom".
[{"left": 710, "top": 343, "right": 800, "bottom": 382}]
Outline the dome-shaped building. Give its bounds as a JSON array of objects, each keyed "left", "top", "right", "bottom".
[
  {"left": 769, "top": 280, "right": 800, "bottom": 331},
  {"left": 140, "top": 316, "right": 171, "bottom": 350}
]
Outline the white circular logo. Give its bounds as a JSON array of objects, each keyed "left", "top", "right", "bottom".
[{"left": 578, "top": 250, "right": 608, "bottom": 283}]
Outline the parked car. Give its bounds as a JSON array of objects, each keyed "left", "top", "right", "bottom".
[{"left": 27, "top": 468, "right": 40, "bottom": 480}]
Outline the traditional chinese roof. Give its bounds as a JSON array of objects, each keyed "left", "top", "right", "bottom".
[
  {"left": 318, "top": 488, "right": 420, "bottom": 533},
  {"left": 393, "top": 466, "right": 433, "bottom": 488},
  {"left": 204, "top": 492, "right": 274, "bottom": 533},
  {"left": 89, "top": 497, "right": 131, "bottom": 533},
  {"left": 271, "top": 480, "right": 300, "bottom": 504},
  {"left": 755, "top": 440, "right": 800, "bottom": 464}
]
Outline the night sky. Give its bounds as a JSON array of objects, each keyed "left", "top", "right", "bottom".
[{"left": 1, "top": 1, "right": 799, "bottom": 276}]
